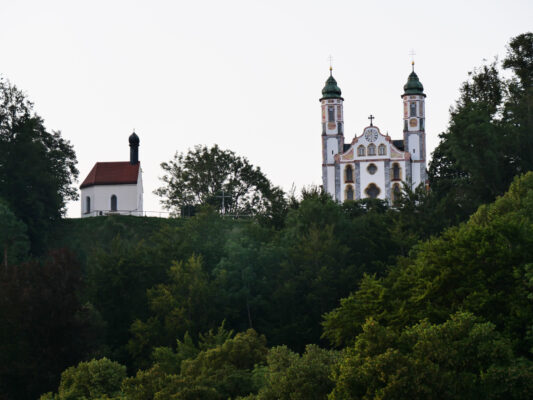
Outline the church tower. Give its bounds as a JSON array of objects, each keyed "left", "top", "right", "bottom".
[
  {"left": 321, "top": 67, "right": 344, "bottom": 197},
  {"left": 402, "top": 63, "right": 427, "bottom": 189}
]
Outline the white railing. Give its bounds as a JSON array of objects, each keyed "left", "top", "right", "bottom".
[{"left": 83, "top": 210, "right": 171, "bottom": 218}]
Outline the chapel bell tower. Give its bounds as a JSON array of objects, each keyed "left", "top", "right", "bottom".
[
  {"left": 402, "top": 62, "right": 427, "bottom": 189},
  {"left": 321, "top": 66, "right": 344, "bottom": 196}
]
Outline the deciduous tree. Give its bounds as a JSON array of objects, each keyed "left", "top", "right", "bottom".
[
  {"left": 155, "top": 145, "right": 286, "bottom": 222},
  {"left": 0, "top": 78, "right": 78, "bottom": 253}
]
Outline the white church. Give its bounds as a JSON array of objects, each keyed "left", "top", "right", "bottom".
[
  {"left": 80, "top": 132, "right": 143, "bottom": 217},
  {"left": 321, "top": 64, "right": 427, "bottom": 203}
]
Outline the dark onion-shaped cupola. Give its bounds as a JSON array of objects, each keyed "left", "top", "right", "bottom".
[
  {"left": 129, "top": 131, "right": 140, "bottom": 164},
  {"left": 320, "top": 68, "right": 344, "bottom": 101},
  {"left": 403, "top": 63, "right": 425, "bottom": 96}
]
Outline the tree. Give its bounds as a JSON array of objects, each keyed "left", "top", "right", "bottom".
[
  {"left": 155, "top": 145, "right": 286, "bottom": 220},
  {"left": 0, "top": 78, "right": 78, "bottom": 253},
  {"left": 128, "top": 255, "right": 220, "bottom": 369},
  {"left": 123, "top": 329, "right": 268, "bottom": 400},
  {"left": 428, "top": 60, "right": 511, "bottom": 220},
  {"left": 87, "top": 235, "right": 170, "bottom": 366},
  {"left": 0, "top": 199, "right": 29, "bottom": 267},
  {"left": 503, "top": 32, "right": 533, "bottom": 173},
  {"left": 243, "top": 345, "right": 340, "bottom": 400},
  {"left": 41, "top": 358, "right": 126, "bottom": 400},
  {"left": 429, "top": 32, "right": 533, "bottom": 223},
  {"left": 329, "top": 312, "right": 533, "bottom": 400}
]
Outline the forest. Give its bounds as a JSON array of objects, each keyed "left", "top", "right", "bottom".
[{"left": 0, "top": 32, "right": 532, "bottom": 399}]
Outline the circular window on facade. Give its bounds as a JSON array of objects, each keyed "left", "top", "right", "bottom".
[{"left": 367, "top": 163, "right": 377, "bottom": 175}]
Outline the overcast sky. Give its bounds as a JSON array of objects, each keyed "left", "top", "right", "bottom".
[{"left": 1, "top": 0, "right": 531, "bottom": 217}]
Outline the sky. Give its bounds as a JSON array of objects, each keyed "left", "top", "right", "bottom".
[{"left": 0, "top": 0, "right": 531, "bottom": 217}]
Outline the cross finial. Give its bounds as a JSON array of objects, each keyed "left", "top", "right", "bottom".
[
  {"left": 409, "top": 49, "right": 416, "bottom": 71},
  {"left": 328, "top": 55, "right": 333, "bottom": 74},
  {"left": 368, "top": 114, "right": 375, "bottom": 126}
]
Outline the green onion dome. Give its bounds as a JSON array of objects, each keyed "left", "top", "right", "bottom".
[
  {"left": 320, "top": 69, "right": 344, "bottom": 101},
  {"left": 403, "top": 67, "right": 425, "bottom": 96}
]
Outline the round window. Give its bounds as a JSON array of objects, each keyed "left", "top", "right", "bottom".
[{"left": 367, "top": 163, "right": 377, "bottom": 175}]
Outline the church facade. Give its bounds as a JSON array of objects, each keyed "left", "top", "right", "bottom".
[{"left": 321, "top": 65, "right": 427, "bottom": 203}]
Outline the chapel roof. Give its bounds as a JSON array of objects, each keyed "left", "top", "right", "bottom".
[{"left": 80, "top": 161, "right": 140, "bottom": 189}]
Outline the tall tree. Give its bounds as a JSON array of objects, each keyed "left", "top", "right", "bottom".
[
  {"left": 429, "top": 61, "right": 510, "bottom": 220},
  {"left": 503, "top": 32, "right": 533, "bottom": 173},
  {"left": 429, "top": 32, "right": 533, "bottom": 223},
  {"left": 155, "top": 145, "right": 286, "bottom": 222},
  {"left": 0, "top": 78, "right": 78, "bottom": 253}
]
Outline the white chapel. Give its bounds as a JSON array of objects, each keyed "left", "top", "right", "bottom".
[
  {"left": 321, "top": 64, "right": 427, "bottom": 203},
  {"left": 80, "top": 132, "right": 143, "bottom": 217}
]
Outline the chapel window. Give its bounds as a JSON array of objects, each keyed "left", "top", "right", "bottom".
[
  {"left": 410, "top": 102, "right": 417, "bottom": 117},
  {"left": 85, "top": 196, "right": 91, "bottom": 214},
  {"left": 328, "top": 107, "right": 335, "bottom": 122},
  {"left": 368, "top": 144, "right": 376, "bottom": 156},
  {"left": 367, "top": 163, "right": 377, "bottom": 175},
  {"left": 345, "top": 165, "right": 353, "bottom": 182},
  {"left": 378, "top": 144, "right": 386, "bottom": 155},
  {"left": 357, "top": 145, "right": 365, "bottom": 157},
  {"left": 365, "top": 183, "right": 380, "bottom": 199},
  {"left": 346, "top": 185, "right": 354, "bottom": 201},
  {"left": 111, "top": 195, "right": 117, "bottom": 211},
  {"left": 392, "top": 163, "right": 401, "bottom": 180}
]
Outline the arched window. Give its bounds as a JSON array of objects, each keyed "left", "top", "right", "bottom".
[
  {"left": 345, "top": 165, "right": 353, "bottom": 182},
  {"left": 357, "top": 145, "right": 365, "bottom": 157},
  {"left": 392, "top": 183, "right": 401, "bottom": 205},
  {"left": 368, "top": 144, "right": 376, "bottom": 156},
  {"left": 111, "top": 195, "right": 117, "bottom": 211},
  {"left": 85, "top": 196, "right": 91, "bottom": 214},
  {"left": 365, "top": 183, "right": 380, "bottom": 199},
  {"left": 367, "top": 163, "right": 377, "bottom": 175},
  {"left": 392, "top": 163, "right": 401, "bottom": 180},
  {"left": 345, "top": 185, "right": 354, "bottom": 201},
  {"left": 378, "top": 144, "right": 386, "bottom": 155}
]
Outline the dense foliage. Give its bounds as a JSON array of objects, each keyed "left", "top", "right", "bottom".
[
  {"left": 428, "top": 32, "right": 533, "bottom": 226},
  {"left": 0, "top": 78, "right": 78, "bottom": 253}
]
